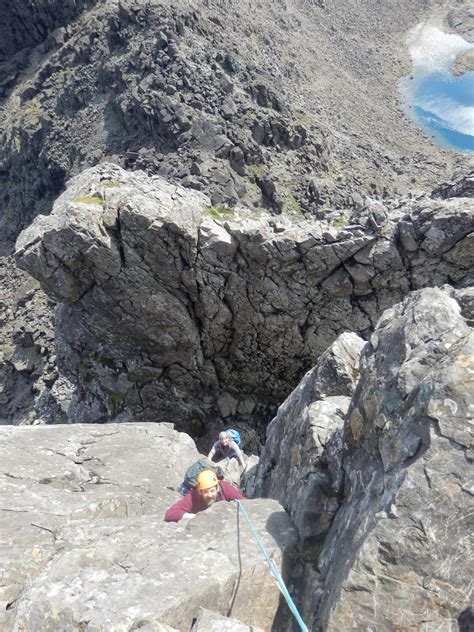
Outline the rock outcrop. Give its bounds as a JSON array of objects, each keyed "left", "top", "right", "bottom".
[
  {"left": 1, "top": 2, "right": 473, "bottom": 629},
  {"left": 0, "top": 422, "right": 297, "bottom": 631},
  {"left": 314, "top": 286, "right": 473, "bottom": 631},
  {"left": 253, "top": 332, "right": 364, "bottom": 552},
  {"left": 14, "top": 163, "right": 473, "bottom": 432},
  {"left": 0, "top": 257, "right": 58, "bottom": 425},
  {"left": 0, "top": 0, "right": 95, "bottom": 61},
  {"left": 253, "top": 286, "right": 473, "bottom": 630}
]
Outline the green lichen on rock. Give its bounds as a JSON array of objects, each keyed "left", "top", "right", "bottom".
[
  {"left": 24, "top": 97, "right": 44, "bottom": 126},
  {"left": 283, "top": 195, "right": 304, "bottom": 219},
  {"left": 72, "top": 196, "right": 105, "bottom": 206},
  {"left": 108, "top": 390, "right": 125, "bottom": 407},
  {"left": 100, "top": 180, "right": 121, "bottom": 189},
  {"left": 76, "top": 361, "right": 89, "bottom": 374},
  {"left": 297, "top": 113, "right": 308, "bottom": 126},
  {"left": 332, "top": 217, "right": 348, "bottom": 229},
  {"left": 247, "top": 163, "right": 266, "bottom": 179},
  {"left": 204, "top": 205, "right": 234, "bottom": 221}
]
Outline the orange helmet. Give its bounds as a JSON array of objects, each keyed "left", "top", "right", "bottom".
[{"left": 197, "top": 470, "right": 219, "bottom": 492}]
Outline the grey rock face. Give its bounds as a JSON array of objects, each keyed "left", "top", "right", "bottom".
[
  {"left": 14, "top": 164, "right": 473, "bottom": 431},
  {"left": 0, "top": 1, "right": 95, "bottom": 61},
  {"left": 0, "top": 422, "right": 296, "bottom": 631},
  {"left": 191, "top": 608, "right": 264, "bottom": 632},
  {"left": 0, "top": 0, "right": 321, "bottom": 252},
  {"left": 2, "top": 1, "right": 473, "bottom": 428},
  {"left": 0, "top": 256, "right": 60, "bottom": 425},
  {"left": 432, "top": 163, "right": 474, "bottom": 199},
  {"left": 15, "top": 164, "right": 209, "bottom": 427},
  {"left": 302, "top": 287, "right": 473, "bottom": 630},
  {"left": 253, "top": 333, "right": 364, "bottom": 551}
]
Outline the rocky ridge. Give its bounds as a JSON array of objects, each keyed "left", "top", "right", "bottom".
[
  {"left": 1, "top": 0, "right": 473, "bottom": 429},
  {"left": 13, "top": 162, "right": 473, "bottom": 435},
  {"left": 253, "top": 286, "right": 473, "bottom": 631},
  {"left": 0, "top": 0, "right": 466, "bottom": 253},
  {"left": 1, "top": 284, "right": 472, "bottom": 631},
  {"left": 0, "top": 3, "right": 473, "bottom": 628}
]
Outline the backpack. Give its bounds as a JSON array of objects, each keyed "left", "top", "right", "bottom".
[
  {"left": 179, "top": 457, "right": 223, "bottom": 495},
  {"left": 226, "top": 428, "right": 241, "bottom": 446}
]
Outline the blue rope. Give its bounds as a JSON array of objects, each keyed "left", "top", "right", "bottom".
[{"left": 235, "top": 499, "right": 309, "bottom": 632}]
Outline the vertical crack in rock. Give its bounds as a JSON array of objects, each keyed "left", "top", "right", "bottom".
[{"left": 114, "top": 206, "right": 127, "bottom": 269}]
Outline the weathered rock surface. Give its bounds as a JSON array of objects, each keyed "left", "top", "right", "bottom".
[
  {"left": 191, "top": 608, "right": 264, "bottom": 632},
  {"left": 286, "top": 287, "right": 473, "bottom": 631},
  {"left": 0, "top": 0, "right": 95, "bottom": 61},
  {"left": 1, "top": 2, "right": 473, "bottom": 628},
  {"left": 253, "top": 332, "right": 364, "bottom": 551},
  {"left": 2, "top": 1, "right": 473, "bottom": 429},
  {"left": 447, "top": 5, "right": 474, "bottom": 44},
  {"left": 14, "top": 163, "right": 473, "bottom": 432},
  {"left": 0, "top": 256, "right": 59, "bottom": 425},
  {"left": 0, "top": 422, "right": 297, "bottom": 631}
]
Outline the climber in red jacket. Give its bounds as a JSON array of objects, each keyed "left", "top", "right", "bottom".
[{"left": 164, "top": 470, "right": 245, "bottom": 522}]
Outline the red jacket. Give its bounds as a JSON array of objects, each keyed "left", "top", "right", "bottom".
[{"left": 164, "top": 480, "right": 245, "bottom": 522}]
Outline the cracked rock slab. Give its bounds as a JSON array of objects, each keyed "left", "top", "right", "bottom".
[{"left": 0, "top": 422, "right": 296, "bottom": 631}]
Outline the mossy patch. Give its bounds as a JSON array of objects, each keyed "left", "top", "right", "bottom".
[
  {"left": 297, "top": 113, "right": 308, "bottom": 126},
  {"left": 108, "top": 391, "right": 125, "bottom": 407},
  {"left": 76, "top": 362, "right": 89, "bottom": 374},
  {"left": 24, "top": 98, "right": 43, "bottom": 126},
  {"left": 100, "top": 180, "right": 121, "bottom": 189},
  {"left": 332, "top": 217, "right": 348, "bottom": 229},
  {"left": 247, "top": 163, "right": 266, "bottom": 178},
  {"left": 283, "top": 195, "right": 304, "bottom": 219},
  {"left": 249, "top": 206, "right": 265, "bottom": 218},
  {"left": 204, "top": 205, "right": 234, "bottom": 221},
  {"left": 72, "top": 196, "right": 105, "bottom": 207}
]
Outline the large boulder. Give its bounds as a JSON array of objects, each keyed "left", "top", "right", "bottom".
[
  {"left": 300, "top": 287, "right": 473, "bottom": 630},
  {"left": 0, "top": 422, "right": 297, "bottom": 631},
  {"left": 253, "top": 332, "right": 364, "bottom": 552},
  {"left": 14, "top": 163, "right": 473, "bottom": 431}
]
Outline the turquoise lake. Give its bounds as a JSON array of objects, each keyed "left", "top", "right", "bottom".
[
  {"left": 412, "top": 71, "right": 474, "bottom": 152},
  {"left": 400, "top": 25, "right": 474, "bottom": 154}
]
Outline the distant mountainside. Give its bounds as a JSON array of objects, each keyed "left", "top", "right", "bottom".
[{"left": 0, "top": 0, "right": 466, "bottom": 254}]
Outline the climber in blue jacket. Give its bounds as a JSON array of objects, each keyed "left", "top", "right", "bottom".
[{"left": 208, "top": 430, "right": 245, "bottom": 467}]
